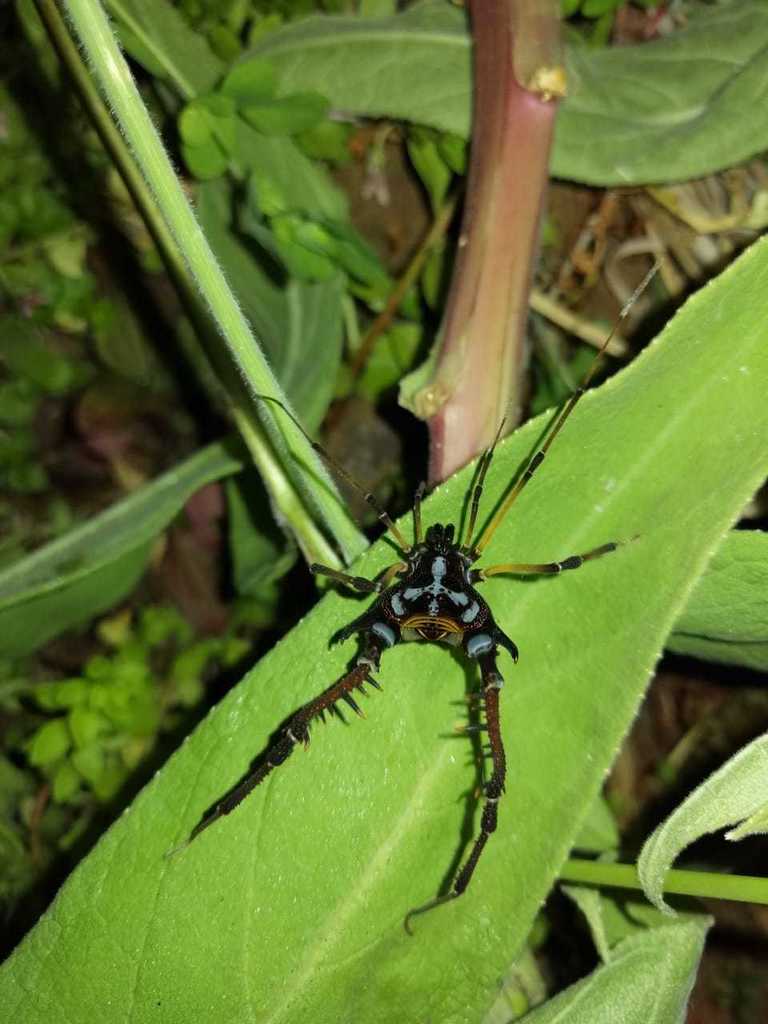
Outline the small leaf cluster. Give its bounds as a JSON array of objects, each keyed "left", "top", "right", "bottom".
[
  {"left": 21, "top": 606, "right": 249, "bottom": 806},
  {"left": 179, "top": 58, "right": 331, "bottom": 178}
]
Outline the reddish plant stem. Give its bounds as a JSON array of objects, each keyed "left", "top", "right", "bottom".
[{"left": 425, "top": 0, "right": 563, "bottom": 483}]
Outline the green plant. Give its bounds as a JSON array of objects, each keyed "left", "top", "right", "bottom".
[{"left": 2, "top": 1, "right": 768, "bottom": 1021}]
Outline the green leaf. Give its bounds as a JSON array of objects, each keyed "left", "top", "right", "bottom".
[
  {"left": 295, "top": 119, "right": 352, "bottom": 164},
  {"left": 251, "top": 0, "right": 768, "bottom": 185},
  {"left": 572, "top": 794, "right": 619, "bottom": 855},
  {"left": 52, "top": 760, "right": 81, "bottom": 804},
  {"left": 638, "top": 732, "right": 768, "bottom": 914},
  {"left": 241, "top": 92, "right": 329, "bottom": 136},
  {"left": 69, "top": 707, "right": 110, "bottom": 749},
  {"left": 407, "top": 127, "right": 452, "bottom": 212},
  {"left": 220, "top": 57, "right": 277, "bottom": 103},
  {"left": 0, "top": 316, "right": 81, "bottom": 394},
  {"left": 519, "top": 910, "right": 710, "bottom": 1022},
  {"left": 26, "top": 719, "right": 70, "bottom": 768},
  {"left": 668, "top": 529, "right": 768, "bottom": 670},
  {"left": 181, "top": 139, "right": 229, "bottom": 180},
  {"left": 71, "top": 744, "right": 107, "bottom": 789},
  {"left": 225, "top": 473, "right": 295, "bottom": 596},
  {"left": 196, "top": 179, "right": 344, "bottom": 430},
  {"left": 107, "top": 0, "right": 223, "bottom": 99},
  {"left": 2, "top": 237, "right": 768, "bottom": 1020},
  {"left": 179, "top": 95, "right": 237, "bottom": 178},
  {"left": 358, "top": 322, "right": 422, "bottom": 401},
  {"left": 235, "top": 127, "right": 348, "bottom": 221},
  {"left": 0, "top": 441, "right": 243, "bottom": 659}
]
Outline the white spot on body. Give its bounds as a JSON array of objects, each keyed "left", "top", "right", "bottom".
[{"left": 390, "top": 592, "right": 405, "bottom": 616}]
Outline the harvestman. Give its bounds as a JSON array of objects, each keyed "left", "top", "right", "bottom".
[{"left": 178, "top": 267, "right": 656, "bottom": 931}]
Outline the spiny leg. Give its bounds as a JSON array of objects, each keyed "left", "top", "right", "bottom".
[
  {"left": 254, "top": 393, "right": 411, "bottom": 552},
  {"left": 176, "top": 641, "right": 386, "bottom": 850},
  {"left": 477, "top": 540, "right": 618, "bottom": 579},
  {"left": 405, "top": 655, "right": 506, "bottom": 934},
  {"left": 470, "top": 263, "right": 659, "bottom": 559}
]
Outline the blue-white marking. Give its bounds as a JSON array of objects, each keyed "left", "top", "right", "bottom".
[
  {"left": 461, "top": 600, "right": 480, "bottom": 624},
  {"left": 398, "top": 556, "right": 473, "bottom": 617},
  {"left": 371, "top": 622, "right": 396, "bottom": 647},
  {"left": 467, "top": 633, "right": 494, "bottom": 658}
]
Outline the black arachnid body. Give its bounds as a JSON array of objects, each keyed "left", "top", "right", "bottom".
[{"left": 182, "top": 270, "right": 654, "bottom": 929}]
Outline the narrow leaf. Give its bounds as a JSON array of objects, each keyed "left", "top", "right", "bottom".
[{"left": 0, "top": 441, "right": 243, "bottom": 658}]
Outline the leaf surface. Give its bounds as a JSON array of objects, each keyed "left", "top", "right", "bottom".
[
  {"left": 2, "top": 238, "right": 768, "bottom": 1021},
  {"left": 518, "top": 915, "right": 710, "bottom": 1023},
  {"left": 668, "top": 529, "right": 768, "bottom": 670},
  {"left": 251, "top": 0, "right": 768, "bottom": 184},
  {"left": 0, "top": 441, "right": 243, "bottom": 658}
]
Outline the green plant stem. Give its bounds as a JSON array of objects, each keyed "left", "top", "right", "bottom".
[
  {"left": 561, "top": 857, "right": 768, "bottom": 907},
  {"left": 55, "top": 0, "right": 364, "bottom": 567}
]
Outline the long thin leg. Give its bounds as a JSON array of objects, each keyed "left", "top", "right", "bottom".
[
  {"left": 405, "top": 655, "right": 505, "bottom": 933},
  {"left": 460, "top": 420, "right": 506, "bottom": 551},
  {"left": 310, "top": 563, "right": 379, "bottom": 593},
  {"left": 471, "top": 263, "right": 659, "bottom": 558},
  {"left": 311, "top": 561, "right": 406, "bottom": 594},
  {"left": 413, "top": 482, "right": 426, "bottom": 545},
  {"left": 179, "top": 645, "right": 386, "bottom": 849},
  {"left": 254, "top": 393, "right": 411, "bottom": 552},
  {"left": 477, "top": 540, "right": 618, "bottom": 578}
]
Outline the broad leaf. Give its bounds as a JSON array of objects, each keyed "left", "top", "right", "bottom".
[
  {"left": 0, "top": 441, "right": 243, "bottom": 659},
  {"left": 2, "top": 237, "right": 768, "bottom": 1020},
  {"left": 638, "top": 732, "right": 768, "bottom": 914},
  {"left": 252, "top": 0, "right": 768, "bottom": 185},
  {"left": 668, "top": 529, "right": 768, "bottom": 671}
]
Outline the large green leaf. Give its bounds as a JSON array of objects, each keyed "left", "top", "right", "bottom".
[
  {"left": 2, "top": 237, "right": 768, "bottom": 1020},
  {"left": 668, "top": 529, "right": 768, "bottom": 671},
  {"left": 0, "top": 441, "right": 243, "bottom": 659},
  {"left": 251, "top": 0, "right": 768, "bottom": 185}
]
